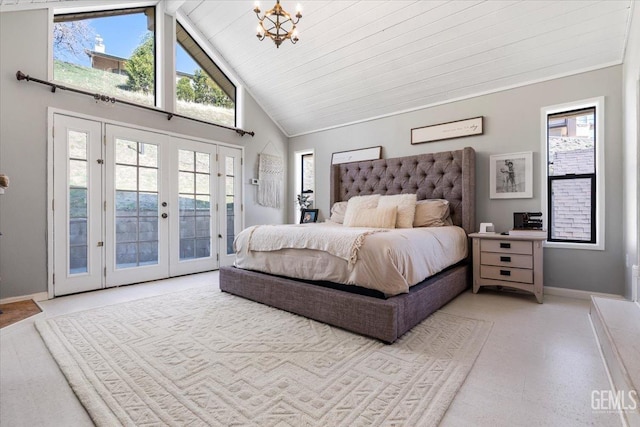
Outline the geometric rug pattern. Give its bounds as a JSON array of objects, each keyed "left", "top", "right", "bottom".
[{"left": 36, "top": 287, "right": 491, "bottom": 426}]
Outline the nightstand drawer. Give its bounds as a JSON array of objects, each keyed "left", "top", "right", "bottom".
[
  {"left": 481, "top": 252, "right": 533, "bottom": 269},
  {"left": 480, "top": 265, "right": 533, "bottom": 284},
  {"left": 481, "top": 239, "right": 532, "bottom": 255}
]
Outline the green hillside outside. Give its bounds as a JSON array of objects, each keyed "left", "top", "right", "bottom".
[{"left": 53, "top": 60, "right": 234, "bottom": 125}]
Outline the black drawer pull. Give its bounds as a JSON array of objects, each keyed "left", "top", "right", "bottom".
[
  {"left": 499, "top": 270, "right": 511, "bottom": 276},
  {"left": 500, "top": 243, "right": 511, "bottom": 249},
  {"left": 500, "top": 256, "right": 511, "bottom": 262}
]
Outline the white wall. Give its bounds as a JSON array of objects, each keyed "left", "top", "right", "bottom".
[
  {"left": 623, "top": 2, "right": 640, "bottom": 300},
  {"left": 0, "top": 9, "right": 287, "bottom": 299},
  {"left": 289, "top": 66, "right": 625, "bottom": 295}
]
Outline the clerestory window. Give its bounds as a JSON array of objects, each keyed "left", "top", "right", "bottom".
[
  {"left": 53, "top": 7, "right": 156, "bottom": 107},
  {"left": 175, "top": 22, "right": 236, "bottom": 127}
]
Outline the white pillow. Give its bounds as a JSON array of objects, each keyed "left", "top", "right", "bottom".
[
  {"left": 378, "top": 194, "right": 417, "bottom": 228},
  {"left": 343, "top": 195, "right": 381, "bottom": 227},
  {"left": 329, "top": 201, "right": 348, "bottom": 224},
  {"left": 349, "top": 206, "right": 397, "bottom": 229},
  {"left": 413, "top": 199, "right": 450, "bottom": 227}
]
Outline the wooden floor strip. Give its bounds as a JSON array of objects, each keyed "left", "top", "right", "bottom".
[{"left": 0, "top": 300, "right": 42, "bottom": 328}]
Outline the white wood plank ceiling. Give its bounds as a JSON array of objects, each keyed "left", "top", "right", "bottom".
[{"left": 2, "top": 0, "right": 634, "bottom": 137}]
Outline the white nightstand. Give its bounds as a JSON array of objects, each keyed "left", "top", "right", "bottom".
[{"left": 469, "top": 233, "right": 546, "bottom": 303}]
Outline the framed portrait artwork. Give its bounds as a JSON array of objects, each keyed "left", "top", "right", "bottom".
[
  {"left": 490, "top": 152, "right": 533, "bottom": 199},
  {"left": 300, "top": 209, "right": 319, "bottom": 223}
]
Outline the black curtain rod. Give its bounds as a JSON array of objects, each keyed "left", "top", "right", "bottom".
[{"left": 15, "top": 70, "right": 255, "bottom": 137}]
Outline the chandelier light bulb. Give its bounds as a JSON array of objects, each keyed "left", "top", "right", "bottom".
[{"left": 254, "top": 1, "right": 260, "bottom": 13}]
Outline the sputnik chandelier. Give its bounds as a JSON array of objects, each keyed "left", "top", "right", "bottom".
[{"left": 254, "top": 0, "right": 302, "bottom": 48}]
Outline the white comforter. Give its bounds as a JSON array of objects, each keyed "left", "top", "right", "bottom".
[{"left": 234, "top": 222, "right": 468, "bottom": 297}]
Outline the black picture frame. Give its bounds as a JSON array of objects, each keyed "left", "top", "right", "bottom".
[{"left": 300, "top": 209, "right": 319, "bottom": 224}]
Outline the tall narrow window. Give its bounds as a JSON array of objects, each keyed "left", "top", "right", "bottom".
[
  {"left": 53, "top": 7, "right": 156, "bottom": 107},
  {"left": 301, "top": 153, "right": 314, "bottom": 207},
  {"left": 542, "top": 98, "right": 604, "bottom": 249},
  {"left": 68, "top": 130, "right": 89, "bottom": 274},
  {"left": 225, "top": 157, "right": 236, "bottom": 254},
  {"left": 175, "top": 22, "right": 236, "bottom": 127}
]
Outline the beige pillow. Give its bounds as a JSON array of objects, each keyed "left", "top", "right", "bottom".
[
  {"left": 343, "top": 195, "right": 381, "bottom": 227},
  {"left": 329, "top": 201, "right": 348, "bottom": 224},
  {"left": 413, "top": 199, "right": 450, "bottom": 227},
  {"left": 378, "top": 193, "right": 417, "bottom": 228},
  {"left": 349, "top": 206, "right": 397, "bottom": 229}
]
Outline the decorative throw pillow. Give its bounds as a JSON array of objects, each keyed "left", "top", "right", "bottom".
[
  {"left": 343, "top": 195, "right": 381, "bottom": 227},
  {"left": 349, "top": 206, "right": 397, "bottom": 229},
  {"left": 413, "top": 199, "right": 451, "bottom": 227},
  {"left": 329, "top": 201, "right": 348, "bottom": 224},
  {"left": 378, "top": 193, "right": 417, "bottom": 228}
]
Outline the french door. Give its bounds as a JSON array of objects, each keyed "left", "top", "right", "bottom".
[
  {"left": 52, "top": 114, "right": 242, "bottom": 296},
  {"left": 105, "top": 125, "right": 171, "bottom": 286}
]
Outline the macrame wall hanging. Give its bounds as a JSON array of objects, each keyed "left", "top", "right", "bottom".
[{"left": 258, "top": 152, "right": 283, "bottom": 208}]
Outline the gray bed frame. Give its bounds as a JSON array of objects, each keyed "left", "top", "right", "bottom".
[{"left": 220, "top": 147, "right": 476, "bottom": 343}]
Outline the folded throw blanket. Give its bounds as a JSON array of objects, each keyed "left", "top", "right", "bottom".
[{"left": 246, "top": 224, "right": 387, "bottom": 267}]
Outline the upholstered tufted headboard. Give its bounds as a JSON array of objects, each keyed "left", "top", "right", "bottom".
[{"left": 330, "top": 147, "right": 476, "bottom": 234}]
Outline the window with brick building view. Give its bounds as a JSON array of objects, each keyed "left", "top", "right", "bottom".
[{"left": 546, "top": 106, "right": 596, "bottom": 243}]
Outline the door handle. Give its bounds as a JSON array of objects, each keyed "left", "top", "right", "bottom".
[
  {"left": 162, "top": 202, "right": 168, "bottom": 207},
  {"left": 161, "top": 213, "right": 168, "bottom": 219}
]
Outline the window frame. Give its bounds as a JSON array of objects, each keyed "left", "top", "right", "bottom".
[
  {"left": 49, "top": 3, "right": 161, "bottom": 109},
  {"left": 540, "top": 97, "right": 605, "bottom": 250}
]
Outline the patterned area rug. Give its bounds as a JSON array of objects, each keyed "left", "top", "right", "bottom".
[{"left": 36, "top": 287, "right": 491, "bottom": 426}]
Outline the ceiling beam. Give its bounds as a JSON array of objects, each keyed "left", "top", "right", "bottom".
[{"left": 164, "top": 0, "right": 185, "bottom": 15}]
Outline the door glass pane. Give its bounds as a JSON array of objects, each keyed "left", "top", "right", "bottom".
[
  {"left": 115, "top": 165, "right": 137, "bottom": 191},
  {"left": 116, "top": 191, "right": 137, "bottom": 215},
  {"left": 196, "top": 152, "right": 209, "bottom": 173},
  {"left": 179, "top": 171, "right": 194, "bottom": 193},
  {"left": 115, "top": 139, "right": 138, "bottom": 165},
  {"left": 225, "top": 156, "right": 235, "bottom": 255},
  {"left": 179, "top": 149, "right": 194, "bottom": 171},
  {"left": 68, "top": 131, "right": 89, "bottom": 274},
  {"left": 179, "top": 150, "right": 211, "bottom": 260},
  {"left": 114, "top": 138, "right": 159, "bottom": 269},
  {"left": 68, "top": 131, "right": 87, "bottom": 159},
  {"left": 139, "top": 143, "right": 158, "bottom": 167},
  {"left": 550, "top": 178, "right": 592, "bottom": 241},
  {"left": 196, "top": 174, "right": 209, "bottom": 194},
  {"left": 139, "top": 168, "right": 157, "bottom": 192}
]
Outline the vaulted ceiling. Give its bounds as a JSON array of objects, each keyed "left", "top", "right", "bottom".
[{"left": 1, "top": 0, "right": 634, "bottom": 137}]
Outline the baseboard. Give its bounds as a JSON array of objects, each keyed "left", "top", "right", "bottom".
[
  {"left": 545, "top": 286, "right": 625, "bottom": 301},
  {"left": 0, "top": 291, "right": 48, "bottom": 305},
  {"left": 588, "top": 314, "right": 631, "bottom": 427}
]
